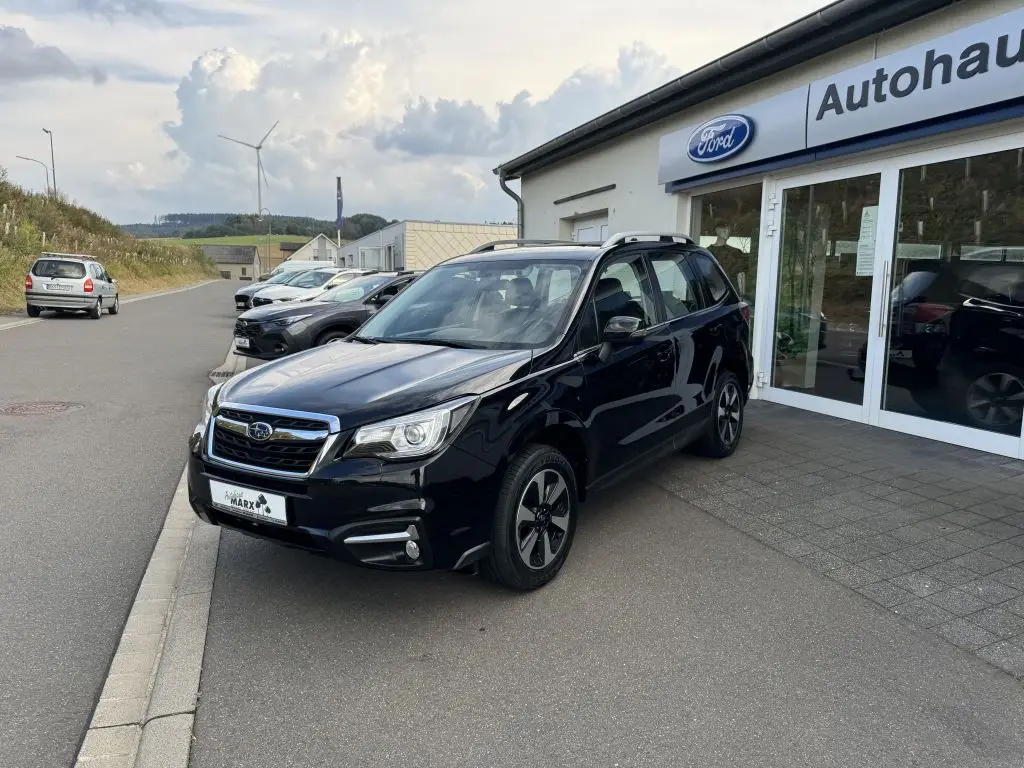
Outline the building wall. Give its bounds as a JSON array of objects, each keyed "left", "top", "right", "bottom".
[
  {"left": 404, "top": 222, "right": 518, "bottom": 270},
  {"left": 289, "top": 235, "right": 339, "bottom": 264},
  {"left": 339, "top": 222, "right": 406, "bottom": 270},
  {"left": 519, "top": 0, "right": 1019, "bottom": 238},
  {"left": 214, "top": 261, "right": 258, "bottom": 281}
]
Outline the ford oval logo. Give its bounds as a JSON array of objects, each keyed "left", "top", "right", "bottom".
[
  {"left": 247, "top": 421, "right": 274, "bottom": 442},
  {"left": 687, "top": 115, "right": 754, "bottom": 164}
]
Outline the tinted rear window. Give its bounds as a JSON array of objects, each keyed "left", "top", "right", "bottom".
[{"left": 32, "top": 260, "right": 86, "bottom": 278}]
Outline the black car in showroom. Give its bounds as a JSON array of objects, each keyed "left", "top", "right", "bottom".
[
  {"left": 188, "top": 233, "right": 752, "bottom": 591},
  {"left": 233, "top": 272, "right": 418, "bottom": 359}
]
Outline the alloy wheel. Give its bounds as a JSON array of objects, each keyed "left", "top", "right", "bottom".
[
  {"left": 966, "top": 372, "right": 1024, "bottom": 429},
  {"left": 717, "top": 381, "right": 741, "bottom": 446},
  {"left": 515, "top": 468, "right": 571, "bottom": 570}
]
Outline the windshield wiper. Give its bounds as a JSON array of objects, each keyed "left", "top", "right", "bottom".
[
  {"left": 348, "top": 335, "right": 380, "bottom": 344},
  {"left": 391, "top": 337, "right": 480, "bottom": 349}
]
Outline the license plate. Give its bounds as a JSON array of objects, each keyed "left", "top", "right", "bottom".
[
  {"left": 235, "top": 337, "right": 250, "bottom": 349},
  {"left": 209, "top": 480, "right": 287, "bottom": 525},
  {"left": 46, "top": 284, "right": 73, "bottom": 292}
]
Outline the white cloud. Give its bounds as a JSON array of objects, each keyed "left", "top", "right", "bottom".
[{"left": 0, "top": 0, "right": 828, "bottom": 224}]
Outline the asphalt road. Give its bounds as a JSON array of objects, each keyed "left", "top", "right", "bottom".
[
  {"left": 193, "top": 474, "right": 1024, "bottom": 767},
  {"left": 0, "top": 281, "right": 237, "bottom": 768}
]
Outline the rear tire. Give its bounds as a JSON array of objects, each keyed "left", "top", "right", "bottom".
[
  {"left": 108, "top": 295, "right": 120, "bottom": 315},
  {"left": 26, "top": 305, "right": 41, "bottom": 318},
  {"left": 316, "top": 329, "right": 352, "bottom": 346},
  {"left": 691, "top": 371, "right": 744, "bottom": 458},
  {"left": 89, "top": 299, "right": 102, "bottom": 320},
  {"left": 480, "top": 445, "right": 578, "bottom": 591}
]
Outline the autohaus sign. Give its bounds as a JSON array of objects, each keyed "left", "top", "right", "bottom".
[{"left": 659, "top": 7, "right": 1024, "bottom": 185}]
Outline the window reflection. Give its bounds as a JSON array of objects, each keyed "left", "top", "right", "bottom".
[
  {"left": 882, "top": 147, "right": 1024, "bottom": 437},
  {"left": 691, "top": 183, "right": 762, "bottom": 330}
]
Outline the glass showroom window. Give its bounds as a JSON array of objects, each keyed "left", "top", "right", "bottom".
[
  {"left": 691, "top": 183, "right": 762, "bottom": 333},
  {"left": 881, "top": 146, "right": 1024, "bottom": 437}
]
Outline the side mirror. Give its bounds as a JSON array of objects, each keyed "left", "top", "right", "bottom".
[
  {"left": 372, "top": 294, "right": 393, "bottom": 306},
  {"left": 601, "top": 316, "right": 644, "bottom": 344}
]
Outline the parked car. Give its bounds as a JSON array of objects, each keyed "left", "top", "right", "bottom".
[
  {"left": 25, "top": 253, "right": 119, "bottom": 319},
  {"left": 234, "top": 272, "right": 419, "bottom": 359},
  {"left": 250, "top": 267, "right": 348, "bottom": 307},
  {"left": 235, "top": 268, "right": 318, "bottom": 311},
  {"left": 283, "top": 269, "right": 374, "bottom": 303},
  {"left": 267, "top": 260, "right": 334, "bottom": 278},
  {"left": 188, "top": 233, "right": 752, "bottom": 591}
]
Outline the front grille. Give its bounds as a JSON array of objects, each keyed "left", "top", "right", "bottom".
[
  {"left": 235, "top": 295, "right": 250, "bottom": 308},
  {"left": 234, "top": 320, "right": 259, "bottom": 339},
  {"left": 218, "top": 408, "right": 326, "bottom": 432},
  {"left": 210, "top": 409, "right": 331, "bottom": 475}
]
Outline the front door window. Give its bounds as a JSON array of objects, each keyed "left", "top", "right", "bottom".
[{"left": 881, "top": 147, "right": 1024, "bottom": 437}]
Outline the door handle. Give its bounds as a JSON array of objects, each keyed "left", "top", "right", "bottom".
[{"left": 878, "top": 260, "right": 891, "bottom": 338}]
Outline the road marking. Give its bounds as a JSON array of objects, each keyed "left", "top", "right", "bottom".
[
  {"left": 74, "top": 467, "right": 220, "bottom": 768},
  {"left": 1, "top": 280, "right": 221, "bottom": 333}
]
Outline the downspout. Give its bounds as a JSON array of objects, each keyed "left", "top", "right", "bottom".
[{"left": 499, "top": 175, "right": 525, "bottom": 238}]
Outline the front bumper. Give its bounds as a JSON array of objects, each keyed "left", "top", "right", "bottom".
[
  {"left": 233, "top": 323, "right": 311, "bottom": 360},
  {"left": 186, "top": 440, "right": 497, "bottom": 571},
  {"left": 25, "top": 291, "right": 96, "bottom": 309}
]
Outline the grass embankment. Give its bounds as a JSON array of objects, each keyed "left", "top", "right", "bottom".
[{"left": 0, "top": 169, "right": 218, "bottom": 313}]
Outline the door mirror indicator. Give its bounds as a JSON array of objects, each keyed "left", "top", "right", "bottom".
[{"left": 601, "top": 316, "right": 643, "bottom": 344}]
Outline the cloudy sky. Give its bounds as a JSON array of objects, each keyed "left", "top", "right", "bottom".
[{"left": 0, "top": 0, "right": 825, "bottom": 225}]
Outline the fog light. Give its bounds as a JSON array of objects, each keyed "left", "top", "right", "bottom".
[{"left": 405, "top": 540, "right": 420, "bottom": 560}]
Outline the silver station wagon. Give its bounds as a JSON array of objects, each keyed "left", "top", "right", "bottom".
[{"left": 24, "top": 253, "right": 120, "bottom": 319}]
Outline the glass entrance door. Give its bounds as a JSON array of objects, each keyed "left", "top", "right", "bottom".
[
  {"left": 871, "top": 142, "right": 1024, "bottom": 458},
  {"left": 762, "top": 169, "right": 884, "bottom": 420}
]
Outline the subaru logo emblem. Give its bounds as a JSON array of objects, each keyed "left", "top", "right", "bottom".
[
  {"left": 247, "top": 421, "right": 274, "bottom": 442},
  {"left": 687, "top": 114, "right": 754, "bottom": 164}
]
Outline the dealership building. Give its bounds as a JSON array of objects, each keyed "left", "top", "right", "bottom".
[{"left": 495, "top": 0, "right": 1024, "bottom": 459}]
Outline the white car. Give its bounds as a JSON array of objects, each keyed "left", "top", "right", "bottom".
[
  {"left": 289, "top": 269, "right": 373, "bottom": 302},
  {"left": 250, "top": 268, "right": 350, "bottom": 307}
]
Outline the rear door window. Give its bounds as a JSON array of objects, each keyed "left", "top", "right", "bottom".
[
  {"left": 648, "top": 251, "right": 704, "bottom": 319},
  {"left": 33, "top": 260, "right": 86, "bottom": 279},
  {"left": 688, "top": 251, "right": 731, "bottom": 304}
]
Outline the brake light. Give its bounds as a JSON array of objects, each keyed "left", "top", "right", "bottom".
[
  {"left": 740, "top": 303, "right": 751, "bottom": 324},
  {"left": 25, "top": 274, "right": 32, "bottom": 290},
  {"left": 914, "top": 303, "right": 949, "bottom": 324},
  {"left": 83, "top": 278, "right": 94, "bottom": 294}
]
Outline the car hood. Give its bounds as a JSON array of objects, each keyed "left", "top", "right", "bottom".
[
  {"left": 219, "top": 341, "right": 534, "bottom": 429},
  {"left": 238, "top": 301, "right": 335, "bottom": 323},
  {"left": 236, "top": 283, "right": 272, "bottom": 298},
  {"left": 253, "top": 285, "right": 310, "bottom": 300}
]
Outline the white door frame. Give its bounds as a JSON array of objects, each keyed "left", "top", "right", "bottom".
[
  {"left": 758, "top": 159, "right": 890, "bottom": 424},
  {"left": 755, "top": 130, "right": 1024, "bottom": 458}
]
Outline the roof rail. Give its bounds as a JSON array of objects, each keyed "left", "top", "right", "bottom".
[
  {"left": 601, "top": 232, "right": 695, "bottom": 249},
  {"left": 468, "top": 238, "right": 587, "bottom": 254}
]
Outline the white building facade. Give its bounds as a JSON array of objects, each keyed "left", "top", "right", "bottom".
[
  {"left": 496, "top": 0, "right": 1024, "bottom": 459},
  {"left": 338, "top": 220, "right": 517, "bottom": 270}
]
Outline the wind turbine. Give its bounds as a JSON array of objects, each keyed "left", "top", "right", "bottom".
[{"left": 217, "top": 121, "right": 278, "bottom": 215}]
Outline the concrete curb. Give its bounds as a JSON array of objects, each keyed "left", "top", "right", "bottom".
[
  {"left": 208, "top": 339, "right": 247, "bottom": 384},
  {"left": 74, "top": 469, "right": 220, "bottom": 768}
]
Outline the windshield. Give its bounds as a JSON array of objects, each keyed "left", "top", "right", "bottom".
[
  {"left": 33, "top": 259, "right": 86, "bottom": 278},
  {"left": 357, "top": 258, "right": 586, "bottom": 349},
  {"left": 288, "top": 269, "right": 337, "bottom": 289},
  {"left": 321, "top": 275, "right": 394, "bottom": 303},
  {"left": 264, "top": 271, "right": 298, "bottom": 285}
]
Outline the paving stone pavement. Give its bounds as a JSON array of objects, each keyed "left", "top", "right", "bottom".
[{"left": 654, "top": 401, "right": 1024, "bottom": 679}]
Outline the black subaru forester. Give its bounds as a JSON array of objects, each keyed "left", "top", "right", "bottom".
[{"left": 187, "top": 233, "right": 752, "bottom": 591}]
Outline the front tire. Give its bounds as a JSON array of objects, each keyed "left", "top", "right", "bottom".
[
  {"left": 692, "top": 371, "right": 745, "bottom": 458},
  {"left": 26, "top": 305, "right": 40, "bottom": 318},
  {"left": 481, "top": 445, "right": 578, "bottom": 591},
  {"left": 89, "top": 299, "right": 102, "bottom": 320},
  {"left": 316, "top": 329, "right": 352, "bottom": 346}
]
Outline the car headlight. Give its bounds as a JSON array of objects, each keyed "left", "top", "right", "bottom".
[
  {"left": 345, "top": 396, "right": 478, "bottom": 460},
  {"left": 273, "top": 314, "right": 313, "bottom": 327},
  {"left": 191, "top": 383, "right": 224, "bottom": 451}
]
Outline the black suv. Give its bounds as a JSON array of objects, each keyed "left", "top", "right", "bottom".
[
  {"left": 234, "top": 272, "right": 419, "bottom": 360},
  {"left": 188, "top": 234, "right": 752, "bottom": 590}
]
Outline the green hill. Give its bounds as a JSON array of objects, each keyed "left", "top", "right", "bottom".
[{"left": 0, "top": 167, "right": 217, "bottom": 313}]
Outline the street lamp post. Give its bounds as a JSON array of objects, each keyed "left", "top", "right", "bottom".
[
  {"left": 16, "top": 156, "right": 51, "bottom": 195},
  {"left": 41, "top": 128, "right": 57, "bottom": 198}
]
